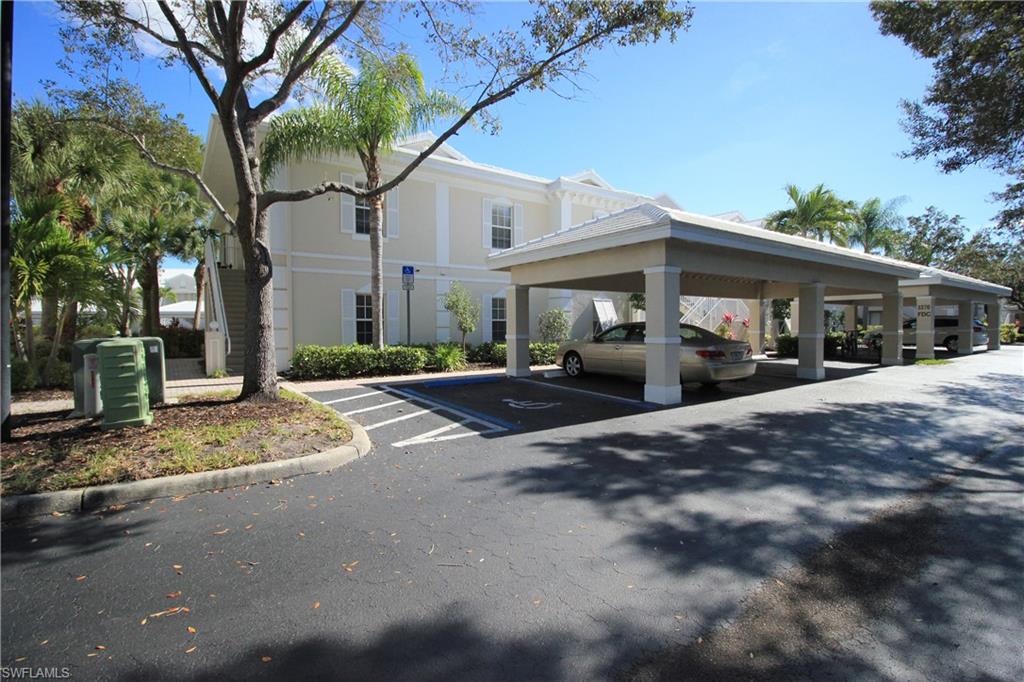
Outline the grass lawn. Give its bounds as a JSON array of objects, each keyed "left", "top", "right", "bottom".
[
  {"left": 1, "top": 389, "right": 351, "bottom": 495},
  {"left": 915, "top": 358, "right": 952, "bottom": 366}
]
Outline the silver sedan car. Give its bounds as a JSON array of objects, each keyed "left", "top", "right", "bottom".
[{"left": 555, "top": 322, "right": 756, "bottom": 385}]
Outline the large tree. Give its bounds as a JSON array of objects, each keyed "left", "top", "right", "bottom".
[
  {"left": 894, "top": 205, "right": 966, "bottom": 269},
  {"left": 945, "top": 228, "right": 1023, "bottom": 308},
  {"left": 871, "top": 1, "right": 1024, "bottom": 233},
  {"left": 765, "top": 183, "right": 854, "bottom": 245},
  {"left": 262, "top": 51, "right": 461, "bottom": 348},
  {"left": 55, "top": 1, "right": 691, "bottom": 401}
]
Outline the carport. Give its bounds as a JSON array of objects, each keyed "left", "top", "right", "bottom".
[{"left": 487, "top": 204, "right": 1010, "bottom": 405}]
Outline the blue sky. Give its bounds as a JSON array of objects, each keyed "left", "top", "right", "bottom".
[{"left": 13, "top": 0, "right": 1009, "bottom": 264}]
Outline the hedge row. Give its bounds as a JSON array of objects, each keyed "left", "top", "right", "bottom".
[
  {"left": 775, "top": 332, "right": 846, "bottom": 358},
  {"left": 289, "top": 341, "right": 560, "bottom": 380}
]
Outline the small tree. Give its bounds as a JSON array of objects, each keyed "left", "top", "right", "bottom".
[
  {"left": 537, "top": 309, "right": 570, "bottom": 343},
  {"left": 628, "top": 293, "right": 646, "bottom": 311},
  {"left": 443, "top": 282, "right": 479, "bottom": 351}
]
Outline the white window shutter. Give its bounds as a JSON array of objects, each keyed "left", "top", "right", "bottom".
[
  {"left": 387, "top": 290, "right": 400, "bottom": 345},
  {"left": 386, "top": 186, "right": 400, "bottom": 239},
  {"left": 482, "top": 198, "right": 492, "bottom": 249},
  {"left": 341, "top": 289, "right": 356, "bottom": 344},
  {"left": 341, "top": 174, "right": 355, "bottom": 233},
  {"left": 482, "top": 294, "right": 493, "bottom": 343},
  {"left": 513, "top": 203, "right": 524, "bottom": 246}
]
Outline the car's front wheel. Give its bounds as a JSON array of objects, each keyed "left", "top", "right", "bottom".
[
  {"left": 944, "top": 336, "right": 958, "bottom": 353},
  {"left": 563, "top": 351, "right": 583, "bottom": 377}
]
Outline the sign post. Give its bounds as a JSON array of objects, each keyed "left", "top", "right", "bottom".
[{"left": 402, "top": 266, "right": 415, "bottom": 346}]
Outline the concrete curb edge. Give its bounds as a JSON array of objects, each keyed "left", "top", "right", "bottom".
[{"left": 1, "top": 413, "right": 371, "bottom": 521}]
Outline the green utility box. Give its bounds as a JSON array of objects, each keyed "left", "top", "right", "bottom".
[
  {"left": 71, "top": 338, "right": 109, "bottom": 416},
  {"left": 97, "top": 339, "right": 153, "bottom": 430},
  {"left": 137, "top": 336, "right": 167, "bottom": 405}
]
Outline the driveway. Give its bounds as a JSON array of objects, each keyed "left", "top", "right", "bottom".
[{"left": 2, "top": 348, "right": 1021, "bottom": 680}]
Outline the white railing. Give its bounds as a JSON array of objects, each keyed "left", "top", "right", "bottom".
[
  {"left": 680, "top": 296, "right": 750, "bottom": 332},
  {"left": 205, "top": 237, "right": 231, "bottom": 358}
]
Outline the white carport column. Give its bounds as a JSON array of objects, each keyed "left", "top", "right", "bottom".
[
  {"left": 844, "top": 305, "right": 857, "bottom": 332},
  {"left": 796, "top": 283, "right": 825, "bottom": 380},
  {"left": 506, "top": 285, "right": 532, "bottom": 378},
  {"left": 915, "top": 296, "right": 936, "bottom": 360},
  {"left": 643, "top": 265, "right": 682, "bottom": 405},
  {"left": 744, "top": 299, "right": 766, "bottom": 355},
  {"left": 987, "top": 300, "right": 1001, "bottom": 350},
  {"left": 957, "top": 300, "right": 975, "bottom": 355},
  {"left": 881, "top": 292, "right": 904, "bottom": 366}
]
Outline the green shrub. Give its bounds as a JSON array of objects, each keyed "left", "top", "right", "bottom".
[
  {"left": 10, "top": 357, "right": 37, "bottom": 392},
  {"left": 537, "top": 309, "right": 570, "bottom": 343},
  {"left": 337, "top": 344, "right": 380, "bottom": 377},
  {"left": 491, "top": 343, "right": 507, "bottom": 365},
  {"left": 78, "top": 322, "right": 118, "bottom": 339},
  {"left": 40, "top": 359, "right": 72, "bottom": 389},
  {"left": 824, "top": 331, "right": 845, "bottom": 357},
  {"left": 775, "top": 334, "right": 798, "bottom": 357},
  {"left": 529, "top": 342, "right": 558, "bottom": 365},
  {"left": 1000, "top": 323, "right": 1019, "bottom": 344},
  {"left": 291, "top": 344, "right": 338, "bottom": 380},
  {"left": 379, "top": 346, "right": 427, "bottom": 375},
  {"left": 467, "top": 342, "right": 495, "bottom": 364},
  {"left": 157, "top": 323, "right": 204, "bottom": 358},
  {"left": 432, "top": 343, "right": 467, "bottom": 372}
]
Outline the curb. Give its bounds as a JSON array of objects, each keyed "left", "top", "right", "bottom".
[{"left": 1, "top": 418, "right": 371, "bottom": 521}]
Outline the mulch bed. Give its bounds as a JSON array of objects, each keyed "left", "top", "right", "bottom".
[
  {"left": 12, "top": 388, "right": 74, "bottom": 403},
  {"left": 1, "top": 392, "right": 351, "bottom": 495}
]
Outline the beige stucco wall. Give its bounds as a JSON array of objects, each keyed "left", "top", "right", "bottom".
[{"left": 572, "top": 204, "right": 595, "bottom": 226}]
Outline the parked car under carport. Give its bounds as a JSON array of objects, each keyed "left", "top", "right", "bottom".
[{"left": 555, "top": 322, "right": 756, "bottom": 386}]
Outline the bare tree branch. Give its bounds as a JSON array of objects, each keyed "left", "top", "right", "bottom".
[
  {"left": 114, "top": 6, "right": 223, "bottom": 65},
  {"left": 242, "top": 1, "right": 312, "bottom": 75},
  {"left": 261, "top": 18, "right": 622, "bottom": 208},
  {"left": 154, "top": 1, "right": 222, "bottom": 107},
  {"left": 249, "top": 1, "right": 365, "bottom": 124}
]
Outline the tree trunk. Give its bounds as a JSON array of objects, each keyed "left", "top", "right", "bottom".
[
  {"left": 223, "top": 116, "right": 277, "bottom": 402},
  {"left": 139, "top": 257, "right": 161, "bottom": 337},
  {"left": 22, "top": 297, "right": 32, "bottom": 363},
  {"left": 193, "top": 260, "right": 205, "bottom": 331},
  {"left": 238, "top": 205, "right": 278, "bottom": 402},
  {"left": 43, "top": 302, "right": 70, "bottom": 386},
  {"left": 61, "top": 300, "right": 78, "bottom": 344},
  {"left": 10, "top": 301, "right": 25, "bottom": 360},
  {"left": 41, "top": 293, "right": 57, "bottom": 340},
  {"left": 365, "top": 163, "right": 385, "bottom": 349}
]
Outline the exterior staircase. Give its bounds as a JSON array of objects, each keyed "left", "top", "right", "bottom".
[{"left": 217, "top": 268, "right": 247, "bottom": 375}]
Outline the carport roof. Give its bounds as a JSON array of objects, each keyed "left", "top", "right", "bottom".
[{"left": 486, "top": 203, "right": 1011, "bottom": 297}]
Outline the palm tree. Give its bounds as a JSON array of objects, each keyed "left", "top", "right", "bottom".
[
  {"left": 262, "top": 52, "right": 462, "bottom": 348},
  {"left": 849, "top": 197, "right": 906, "bottom": 256},
  {"left": 766, "top": 184, "right": 855, "bottom": 246}
]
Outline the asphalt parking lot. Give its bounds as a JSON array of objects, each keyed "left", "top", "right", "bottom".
[{"left": 2, "top": 347, "right": 1021, "bottom": 680}]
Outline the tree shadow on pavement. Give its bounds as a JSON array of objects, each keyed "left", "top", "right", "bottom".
[
  {"left": 1, "top": 509, "right": 156, "bottom": 568},
  {"left": 121, "top": 608, "right": 575, "bottom": 682}
]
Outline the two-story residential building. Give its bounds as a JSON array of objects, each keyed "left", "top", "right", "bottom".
[{"left": 200, "top": 121, "right": 685, "bottom": 373}]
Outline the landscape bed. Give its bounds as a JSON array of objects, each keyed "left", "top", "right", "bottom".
[{"left": 1, "top": 390, "right": 351, "bottom": 495}]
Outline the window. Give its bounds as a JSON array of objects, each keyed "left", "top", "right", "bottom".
[
  {"left": 598, "top": 326, "right": 629, "bottom": 342},
  {"left": 491, "top": 297, "right": 507, "bottom": 343},
  {"left": 491, "top": 203, "right": 513, "bottom": 249},
  {"left": 355, "top": 180, "right": 370, "bottom": 235},
  {"left": 356, "top": 293, "right": 372, "bottom": 345}
]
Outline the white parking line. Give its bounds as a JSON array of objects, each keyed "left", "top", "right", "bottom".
[
  {"left": 342, "top": 399, "right": 405, "bottom": 416},
  {"left": 378, "top": 385, "right": 510, "bottom": 432},
  {"left": 391, "top": 420, "right": 467, "bottom": 447},
  {"left": 322, "top": 392, "right": 380, "bottom": 405},
  {"left": 363, "top": 408, "right": 438, "bottom": 431}
]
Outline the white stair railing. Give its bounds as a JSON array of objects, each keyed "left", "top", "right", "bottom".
[
  {"left": 680, "top": 296, "right": 751, "bottom": 332},
  {"left": 205, "top": 237, "right": 231, "bottom": 358}
]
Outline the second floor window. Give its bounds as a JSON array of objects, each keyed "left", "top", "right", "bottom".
[
  {"left": 356, "top": 293, "right": 372, "bottom": 344},
  {"left": 491, "top": 203, "right": 513, "bottom": 249},
  {"left": 355, "top": 181, "right": 370, "bottom": 235},
  {"left": 491, "top": 297, "right": 507, "bottom": 343}
]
